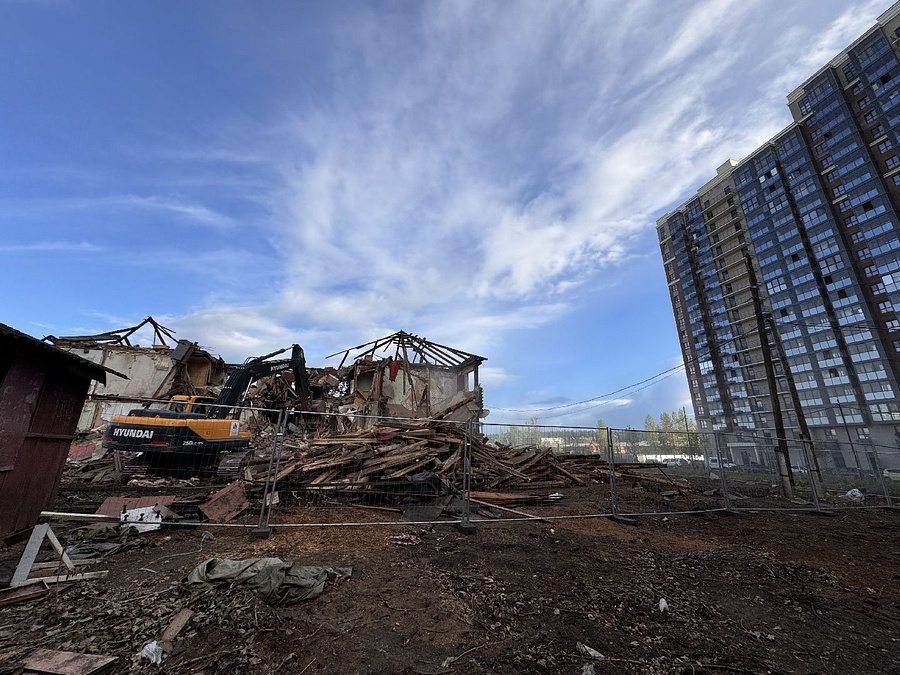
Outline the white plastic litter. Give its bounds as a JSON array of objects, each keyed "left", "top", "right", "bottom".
[
  {"left": 659, "top": 598, "right": 669, "bottom": 613},
  {"left": 576, "top": 642, "right": 603, "bottom": 659},
  {"left": 138, "top": 640, "right": 165, "bottom": 664},
  {"left": 121, "top": 506, "right": 162, "bottom": 533},
  {"left": 842, "top": 488, "right": 865, "bottom": 502}
]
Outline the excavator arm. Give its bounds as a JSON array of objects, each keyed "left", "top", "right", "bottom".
[{"left": 210, "top": 344, "right": 309, "bottom": 418}]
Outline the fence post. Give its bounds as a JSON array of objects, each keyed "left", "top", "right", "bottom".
[
  {"left": 456, "top": 420, "right": 475, "bottom": 534},
  {"left": 607, "top": 426, "right": 618, "bottom": 516},
  {"left": 714, "top": 432, "right": 732, "bottom": 510},
  {"left": 804, "top": 439, "right": 822, "bottom": 511},
  {"left": 251, "top": 408, "right": 287, "bottom": 540},
  {"left": 870, "top": 442, "right": 893, "bottom": 507}
]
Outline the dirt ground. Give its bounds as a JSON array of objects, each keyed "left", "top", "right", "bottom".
[{"left": 1, "top": 487, "right": 899, "bottom": 675}]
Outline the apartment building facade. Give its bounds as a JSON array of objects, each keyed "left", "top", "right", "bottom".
[{"left": 658, "top": 2, "right": 900, "bottom": 467}]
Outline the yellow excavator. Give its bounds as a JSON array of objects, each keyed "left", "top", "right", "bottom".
[{"left": 103, "top": 345, "right": 309, "bottom": 478}]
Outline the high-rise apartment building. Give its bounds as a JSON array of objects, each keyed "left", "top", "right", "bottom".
[{"left": 658, "top": 2, "right": 900, "bottom": 467}]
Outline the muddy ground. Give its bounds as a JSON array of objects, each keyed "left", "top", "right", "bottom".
[{"left": 1, "top": 487, "right": 899, "bottom": 674}]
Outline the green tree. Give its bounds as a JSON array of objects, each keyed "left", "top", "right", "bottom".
[{"left": 659, "top": 412, "right": 675, "bottom": 453}]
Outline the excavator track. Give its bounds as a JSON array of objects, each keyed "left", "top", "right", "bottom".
[{"left": 216, "top": 450, "right": 252, "bottom": 482}]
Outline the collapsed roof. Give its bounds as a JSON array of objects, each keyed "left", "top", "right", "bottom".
[
  {"left": 44, "top": 316, "right": 179, "bottom": 349},
  {"left": 328, "top": 330, "right": 486, "bottom": 370}
]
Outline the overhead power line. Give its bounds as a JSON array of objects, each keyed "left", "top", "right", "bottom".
[{"left": 491, "top": 363, "right": 686, "bottom": 413}]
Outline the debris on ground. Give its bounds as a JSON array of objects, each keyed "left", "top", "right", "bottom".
[
  {"left": 0, "top": 500, "right": 897, "bottom": 674},
  {"left": 20, "top": 648, "right": 116, "bottom": 674},
  {"left": 198, "top": 481, "right": 250, "bottom": 523}
]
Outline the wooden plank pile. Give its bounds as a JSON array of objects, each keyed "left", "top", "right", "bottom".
[
  {"left": 242, "top": 419, "right": 686, "bottom": 493},
  {"left": 552, "top": 455, "right": 690, "bottom": 489}
]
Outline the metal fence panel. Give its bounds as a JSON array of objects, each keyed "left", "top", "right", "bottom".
[{"left": 61, "top": 406, "right": 900, "bottom": 526}]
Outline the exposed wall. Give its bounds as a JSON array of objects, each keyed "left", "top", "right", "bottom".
[
  {"left": 72, "top": 347, "right": 176, "bottom": 431},
  {"left": 61, "top": 346, "right": 227, "bottom": 432},
  {"left": 354, "top": 360, "right": 482, "bottom": 424}
]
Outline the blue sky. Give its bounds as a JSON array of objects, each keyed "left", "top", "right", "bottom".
[{"left": 0, "top": 0, "right": 890, "bottom": 428}]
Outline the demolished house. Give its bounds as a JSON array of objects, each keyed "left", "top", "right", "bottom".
[
  {"left": 326, "top": 331, "right": 486, "bottom": 427},
  {"left": 44, "top": 317, "right": 228, "bottom": 434},
  {"left": 56, "top": 325, "right": 682, "bottom": 519}
]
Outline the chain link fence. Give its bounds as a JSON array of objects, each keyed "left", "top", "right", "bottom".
[{"left": 61, "top": 404, "right": 900, "bottom": 529}]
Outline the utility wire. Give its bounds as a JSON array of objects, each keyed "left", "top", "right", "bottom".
[
  {"left": 545, "top": 369, "right": 687, "bottom": 420},
  {"left": 491, "top": 363, "right": 686, "bottom": 413}
]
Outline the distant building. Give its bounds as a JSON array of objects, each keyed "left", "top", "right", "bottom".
[{"left": 658, "top": 2, "right": 900, "bottom": 467}]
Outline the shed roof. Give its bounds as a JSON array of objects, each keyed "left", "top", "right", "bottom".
[{"left": 1, "top": 323, "right": 108, "bottom": 384}]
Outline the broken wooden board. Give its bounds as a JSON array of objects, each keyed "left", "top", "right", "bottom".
[
  {"left": 469, "top": 498, "right": 547, "bottom": 522},
  {"left": 199, "top": 481, "right": 249, "bottom": 523},
  {"left": 95, "top": 495, "right": 176, "bottom": 518},
  {"left": 21, "top": 648, "right": 116, "bottom": 674},
  {"left": 12, "top": 571, "right": 109, "bottom": 588},
  {"left": 469, "top": 491, "right": 552, "bottom": 504},
  {"left": 0, "top": 581, "right": 49, "bottom": 608},
  {"left": 159, "top": 608, "right": 194, "bottom": 653}
]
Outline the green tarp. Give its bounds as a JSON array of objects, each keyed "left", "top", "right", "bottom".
[{"left": 183, "top": 557, "right": 352, "bottom": 605}]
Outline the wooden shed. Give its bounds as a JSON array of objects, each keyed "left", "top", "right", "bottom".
[{"left": 0, "top": 323, "right": 107, "bottom": 537}]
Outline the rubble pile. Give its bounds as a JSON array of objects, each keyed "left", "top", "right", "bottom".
[
  {"left": 241, "top": 419, "right": 682, "bottom": 494},
  {"left": 61, "top": 417, "right": 685, "bottom": 504}
]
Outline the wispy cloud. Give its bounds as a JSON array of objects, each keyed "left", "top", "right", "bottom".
[
  {"left": 0, "top": 194, "right": 235, "bottom": 229},
  {"left": 0, "top": 241, "right": 101, "bottom": 253},
  {"left": 103, "top": 195, "right": 235, "bottom": 229},
  {"left": 150, "top": 1, "right": 871, "bottom": 373},
  {"left": 766, "top": 0, "right": 888, "bottom": 95},
  {"left": 256, "top": 1, "right": 783, "bottom": 321},
  {"left": 13, "top": 0, "right": 880, "bottom": 426}
]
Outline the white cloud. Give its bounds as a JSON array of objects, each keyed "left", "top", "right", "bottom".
[
  {"left": 767, "top": 0, "right": 888, "bottom": 95},
  {"left": 258, "top": 1, "right": 771, "bottom": 326},
  {"left": 59, "top": 0, "right": 878, "bottom": 417},
  {"left": 0, "top": 194, "right": 235, "bottom": 229},
  {"left": 99, "top": 195, "right": 236, "bottom": 229},
  {"left": 479, "top": 366, "right": 518, "bottom": 388},
  {"left": 0, "top": 241, "right": 101, "bottom": 253}
]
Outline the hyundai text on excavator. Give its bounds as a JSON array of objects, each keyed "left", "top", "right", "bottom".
[{"left": 103, "top": 345, "right": 310, "bottom": 478}]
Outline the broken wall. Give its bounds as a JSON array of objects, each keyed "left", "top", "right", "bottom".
[
  {"left": 62, "top": 346, "right": 227, "bottom": 432},
  {"left": 354, "top": 361, "right": 482, "bottom": 425}
]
